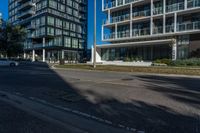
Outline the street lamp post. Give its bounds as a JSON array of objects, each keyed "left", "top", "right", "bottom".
[{"left": 93, "top": 0, "right": 97, "bottom": 68}]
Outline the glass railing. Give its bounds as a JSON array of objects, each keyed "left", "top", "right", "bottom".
[
  {"left": 187, "top": 0, "right": 200, "bottom": 8},
  {"left": 104, "top": 0, "right": 143, "bottom": 9},
  {"left": 132, "top": 28, "right": 150, "bottom": 37},
  {"left": 132, "top": 10, "right": 150, "bottom": 18},
  {"left": 103, "top": 14, "right": 130, "bottom": 24},
  {"left": 166, "top": 2, "right": 184, "bottom": 13},
  {"left": 166, "top": 25, "right": 174, "bottom": 33},
  {"left": 177, "top": 21, "right": 200, "bottom": 32},
  {"left": 153, "top": 7, "right": 163, "bottom": 15},
  {"left": 153, "top": 26, "right": 163, "bottom": 34},
  {"left": 111, "top": 14, "right": 130, "bottom": 23},
  {"left": 104, "top": 33, "right": 116, "bottom": 40},
  {"left": 117, "top": 31, "right": 130, "bottom": 38}
]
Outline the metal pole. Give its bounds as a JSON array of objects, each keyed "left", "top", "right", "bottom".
[{"left": 93, "top": 0, "right": 97, "bottom": 68}]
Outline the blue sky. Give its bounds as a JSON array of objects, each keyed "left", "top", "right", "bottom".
[{"left": 0, "top": 0, "right": 105, "bottom": 49}]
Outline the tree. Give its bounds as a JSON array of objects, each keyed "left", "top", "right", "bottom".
[{"left": 0, "top": 23, "right": 26, "bottom": 57}]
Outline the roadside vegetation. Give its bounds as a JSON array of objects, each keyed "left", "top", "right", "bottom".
[
  {"left": 0, "top": 23, "right": 26, "bottom": 57},
  {"left": 153, "top": 58, "right": 200, "bottom": 67},
  {"left": 55, "top": 64, "right": 200, "bottom": 76}
]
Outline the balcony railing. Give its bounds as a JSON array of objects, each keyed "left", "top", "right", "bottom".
[
  {"left": 187, "top": 0, "right": 200, "bottom": 8},
  {"left": 132, "top": 28, "right": 150, "bottom": 37},
  {"left": 117, "top": 31, "right": 130, "bottom": 38},
  {"left": 177, "top": 21, "right": 200, "bottom": 32},
  {"left": 103, "top": 22, "right": 200, "bottom": 40},
  {"left": 153, "top": 7, "right": 163, "bottom": 15},
  {"left": 166, "top": 2, "right": 184, "bottom": 13},
  {"left": 104, "top": 0, "right": 143, "bottom": 9},
  {"left": 132, "top": 10, "right": 150, "bottom": 19},
  {"left": 166, "top": 25, "right": 174, "bottom": 33}
]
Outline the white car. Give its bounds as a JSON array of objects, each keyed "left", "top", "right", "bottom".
[{"left": 0, "top": 59, "right": 19, "bottom": 66}]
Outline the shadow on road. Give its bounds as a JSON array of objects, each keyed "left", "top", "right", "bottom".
[{"left": 0, "top": 62, "right": 199, "bottom": 133}]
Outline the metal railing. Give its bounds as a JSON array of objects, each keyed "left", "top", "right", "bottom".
[
  {"left": 166, "top": 2, "right": 184, "bottom": 13},
  {"left": 187, "top": 0, "right": 200, "bottom": 8},
  {"left": 177, "top": 21, "right": 200, "bottom": 32},
  {"left": 132, "top": 10, "right": 150, "bottom": 18}
]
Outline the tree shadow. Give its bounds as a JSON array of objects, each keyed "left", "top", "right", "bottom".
[{"left": 0, "top": 63, "right": 199, "bottom": 133}]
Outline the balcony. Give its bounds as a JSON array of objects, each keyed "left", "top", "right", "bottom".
[
  {"left": 187, "top": 0, "right": 200, "bottom": 8},
  {"left": 166, "top": 25, "right": 174, "bottom": 33},
  {"left": 132, "top": 28, "right": 150, "bottom": 37},
  {"left": 18, "top": 1, "right": 35, "bottom": 11},
  {"left": 153, "top": 26, "right": 163, "bottom": 34},
  {"left": 132, "top": 10, "right": 150, "bottom": 19},
  {"left": 104, "top": 0, "right": 143, "bottom": 10},
  {"left": 18, "top": 10, "right": 35, "bottom": 19},
  {"left": 153, "top": 7, "right": 163, "bottom": 15},
  {"left": 103, "top": 14, "right": 130, "bottom": 24},
  {"left": 177, "top": 21, "right": 200, "bottom": 32},
  {"left": 104, "top": 33, "right": 116, "bottom": 40},
  {"left": 117, "top": 31, "right": 130, "bottom": 38},
  {"left": 166, "top": 2, "right": 184, "bottom": 13}
]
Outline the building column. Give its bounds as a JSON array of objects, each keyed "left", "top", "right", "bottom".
[
  {"left": 23, "top": 52, "right": 26, "bottom": 59},
  {"left": 32, "top": 49, "right": 35, "bottom": 62},
  {"left": 184, "top": 0, "right": 187, "bottom": 9},
  {"left": 108, "top": 10, "right": 111, "bottom": 24},
  {"left": 102, "top": 0, "right": 104, "bottom": 10},
  {"left": 115, "top": 24, "right": 118, "bottom": 39},
  {"left": 163, "top": 0, "right": 166, "bottom": 33},
  {"left": 42, "top": 37, "right": 46, "bottom": 62},
  {"left": 172, "top": 38, "right": 177, "bottom": 60},
  {"left": 130, "top": 4, "right": 133, "bottom": 37},
  {"left": 174, "top": 13, "right": 177, "bottom": 32},
  {"left": 150, "top": 0, "right": 154, "bottom": 35},
  {"left": 62, "top": 50, "right": 64, "bottom": 59}
]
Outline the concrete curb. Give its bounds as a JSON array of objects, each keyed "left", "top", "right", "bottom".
[{"left": 51, "top": 65, "right": 200, "bottom": 79}]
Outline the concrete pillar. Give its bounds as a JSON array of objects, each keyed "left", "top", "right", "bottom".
[
  {"left": 163, "top": 0, "right": 166, "bottom": 33},
  {"left": 23, "top": 52, "right": 26, "bottom": 59},
  {"left": 32, "top": 49, "right": 35, "bottom": 62},
  {"left": 102, "top": 0, "right": 104, "bottom": 10},
  {"left": 115, "top": 24, "right": 118, "bottom": 39},
  {"left": 108, "top": 10, "right": 111, "bottom": 24},
  {"left": 150, "top": 0, "right": 154, "bottom": 35},
  {"left": 62, "top": 50, "right": 64, "bottom": 59},
  {"left": 130, "top": 4, "right": 133, "bottom": 37},
  {"left": 42, "top": 37, "right": 45, "bottom": 62},
  {"left": 172, "top": 38, "right": 177, "bottom": 60},
  {"left": 184, "top": 0, "right": 187, "bottom": 9},
  {"left": 174, "top": 13, "right": 177, "bottom": 32}
]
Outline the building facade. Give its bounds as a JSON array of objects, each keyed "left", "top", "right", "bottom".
[
  {"left": 95, "top": 0, "right": 200, "bottom": 62},
  {"left": 8, "top": 0, "right": 88, "bottom": 62}
]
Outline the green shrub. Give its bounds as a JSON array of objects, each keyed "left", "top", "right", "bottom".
[
  {"left": 154, "top": 58, "right": 172, "bottom": 65},
  {"left": 171, "top": 58, "right": 200, "bottom": 66}
]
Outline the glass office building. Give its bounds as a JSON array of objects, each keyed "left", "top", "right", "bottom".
[
  {"left": 95, "top": 0, "right": 200, "bottom": 62},
  {"left": 8, "top": 0, "right": 87, "bottom": 62}
]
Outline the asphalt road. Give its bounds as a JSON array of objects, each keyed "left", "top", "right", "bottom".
[
  {"left": 0, "top": 62, "right": 200, "bottom": 133},
  {"left": 0, "top": 99, "right": 70, "bottom": 133}
]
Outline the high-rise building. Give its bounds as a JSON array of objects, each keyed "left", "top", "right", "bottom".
[
  {"left": 8, "top": 0, "right": 88, "bottom": 62},
  {"left": 95, "top": 0, "right": 200, "bottom": 62}
]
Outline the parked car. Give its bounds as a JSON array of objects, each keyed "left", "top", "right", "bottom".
[{"left": 0, "top": 58, "right": 19, "bottom": 66}]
